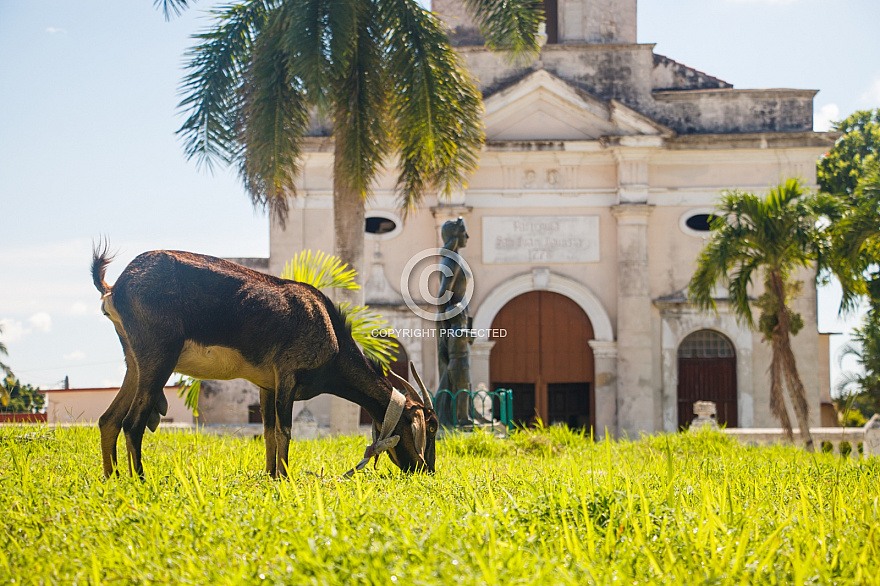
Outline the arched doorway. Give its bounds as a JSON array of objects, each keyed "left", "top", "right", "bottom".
[
  {"left": 360, "top": 339, "right": 408, "bottom": 425},
  {"left": 677, "top": 330, "right": 737, "bottom": 429},
  {"left": 489, "top": 291, "right": 594, "bottom": 428}
]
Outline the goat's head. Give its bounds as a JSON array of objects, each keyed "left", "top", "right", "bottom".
[{"left": 386, "top": 363, "right": 438, "bottom": 473}]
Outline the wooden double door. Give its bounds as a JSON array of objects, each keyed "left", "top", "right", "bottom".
[
  {"left": 490, "top": 291, "right": 594, "bottom": 429},
  {"left": 677, "top": 330, "right": 738, "bottom": 429}
]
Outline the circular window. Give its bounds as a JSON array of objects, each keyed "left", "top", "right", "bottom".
[
  {"left": 365, "top": 211, "right": 402, "bottom": 240},
  {"left": 680, "top": 208, "right": 718, "bottom": 237},
  {"left": 685, "top": 214, "right": 714, "bottom": 232},
  {"left": 366, "top": 216, "right": 397, "bottom": 235}
]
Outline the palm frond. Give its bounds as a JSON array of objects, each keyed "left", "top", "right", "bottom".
[
  {"left": 281, "top": 250, "right": 359, "bottom": 290},
  {"left": 337, "top": 302, "right": 397, "bottom": 372},
  {"left": 460, "top": 0, "right": 543, "bottom": 62},
  {"left": 329, "top": 0, "right": 390, "bottom": 198},
  {"left": 286, "top": 0, "right": 339, "bottom": 113},
  {"left": 178, "top": 0, "right": 275, "bottom": 170},
  {"left": 384, "top": 0, "right": 484, "bottom": 214},
  {"left": 174, "top": 376, "right": 201, "bottom": 416},
  {"left": 236, "top": 4, "right": 310, "bottom": 226},
  {"left": 154, "top": 0, "right": 195, "bottom": 20},
  {"left": 834, "top": 371, "right": 865, "bottom": 399}
]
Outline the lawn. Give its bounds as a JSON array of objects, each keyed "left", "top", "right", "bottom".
[{"left": 1, "top": 425, "right": 879, "bottom": 585}]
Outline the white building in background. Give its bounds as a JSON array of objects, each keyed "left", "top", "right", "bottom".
[{"left": 203, "top": 0, "right": 839, "bottom": 436}]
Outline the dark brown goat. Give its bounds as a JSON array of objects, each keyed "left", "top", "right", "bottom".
[{"left": 91, "top": 245, "right": 437, "bottom": 478}]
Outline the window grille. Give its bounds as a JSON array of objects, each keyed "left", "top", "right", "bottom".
[{"left": 678, "top": 330, "right": 734, "bottom": 358}]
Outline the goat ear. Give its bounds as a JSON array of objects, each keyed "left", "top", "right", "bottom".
[{"left": 411, "top": 409, "right": 426, "bottom": 458}]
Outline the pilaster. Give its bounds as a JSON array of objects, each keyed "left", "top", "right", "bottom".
[
  {"left": 611, "top": 204, "right": 654, "bottom": 436},
  {"left": 613, "top": 148, "right": 651, "bottom": 204},
  {"left": 470, "top": 340, "right": 497, "bottom": 392},
  {"left": 588, "top": 339, "right": 618, "bottom": 439}
]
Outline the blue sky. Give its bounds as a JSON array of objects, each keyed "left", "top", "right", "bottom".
[{"left": 1, "top": 0, "right": 878, "bottom": 390}]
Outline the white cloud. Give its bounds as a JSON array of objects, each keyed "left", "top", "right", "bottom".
[
  {"left": 45, "top": 27, "right": 66, "bottom": 34},
  {"left": 815, "top": 103, "right": 839, "bottom": 132},
  {"left": 860, "top": 78, "right": 880, "bottom": 107},
  {"left": 63, "top": 350, "right": 86, "bottom": 361},
  {"left": 28, "top": 312, "right": 52, "bottom": 333},
  {"left": 0, "top": 319, "right": 28, "bottom": 343}
]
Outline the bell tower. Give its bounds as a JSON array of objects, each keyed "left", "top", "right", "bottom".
[{"left": 433, "top": 0, "right": 637, "bottom": 46}]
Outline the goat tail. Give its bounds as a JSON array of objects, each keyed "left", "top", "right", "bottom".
[{"left": 91, "top": 238, "right": 115, "bottom": 295}]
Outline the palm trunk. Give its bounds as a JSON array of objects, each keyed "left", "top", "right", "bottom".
[
  {"left": 769, "top": 341, "right": 794, "bottom": 442},
  {"left": 330, "top": 138, "right": 366, "bottom": 434},
  {"left": 769, "top": 270, "right": 814, "bottom": 452}
]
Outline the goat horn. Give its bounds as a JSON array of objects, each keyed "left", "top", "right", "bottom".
[
  {"left": 388, "top": 369, "right": 418, "bottom": 396},
  {"left": 409, "top": 362, "right": 434, "bottom": 411}
]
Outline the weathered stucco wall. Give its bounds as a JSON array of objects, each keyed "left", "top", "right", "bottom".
[{"left": 45, "top": 386, "right": 192, "bottom": 424}]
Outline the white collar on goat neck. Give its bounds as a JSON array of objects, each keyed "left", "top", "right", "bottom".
[{"left": 343, "top": 387, "right": 407, "bottom": 478}]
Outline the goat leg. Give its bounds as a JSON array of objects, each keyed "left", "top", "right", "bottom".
[
  {"left": 121, "top": 347, "right": 180, "bottom": 478},
  {"left": 99, "top": 359, "right": 138, "bottom": 478},
  {"left": 260, "top": 386, "right": 278, "bottom": 477},
  {"left": 274, "top": 377, "right": 297, "bottom": 479}
]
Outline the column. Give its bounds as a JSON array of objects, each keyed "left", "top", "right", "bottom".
[
  {"left": 588, "top": 340, "right": 618, "bottom": 440},
  {"left": 611, "top": 204, "right": 654, "bottom": 435}
]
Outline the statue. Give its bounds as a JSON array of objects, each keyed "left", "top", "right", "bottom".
[{"left": 436, "top": 218, "right": 473, "bottom": 426}]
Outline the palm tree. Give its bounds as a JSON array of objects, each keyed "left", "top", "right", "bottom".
[
  {"left": 0, "top": 324, "right": 12, "bottom": 407},
  {"left": 689, "top": 179, "right": 831, "bottom": 451},
  {"left": 834, "top": 310, "right": 880, "bottom": 418},
  {"left": 0, "top": 324, "right": 12, "bottom": 379},
  {"left": 825, "top": 168, "right": 880, "bottom": 313},
  {"left": 172, "top": 0, "right": 543, "bottom": 311}
]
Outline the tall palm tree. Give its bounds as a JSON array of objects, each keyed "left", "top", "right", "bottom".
[
  {"left": 689, "top": 179, "right": 831, "bottom": 451},
  {"left": 172, "top": 0, "right": 543, "bottom": 311}
]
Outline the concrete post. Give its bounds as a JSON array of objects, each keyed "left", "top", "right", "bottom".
[
  {"left": 588, "top": 339, "right": 618, "bottom": 439},
  {"left": 611, "top": 204, "right": 654, "bottom": 436}
]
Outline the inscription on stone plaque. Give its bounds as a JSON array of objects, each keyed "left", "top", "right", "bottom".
[{"left": 482, "top": 215, "right": 600, "bottom": 264}]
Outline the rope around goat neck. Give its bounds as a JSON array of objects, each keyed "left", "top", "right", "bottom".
[{"left": 342, "top": 388, "right": 406, "bottom": 478}]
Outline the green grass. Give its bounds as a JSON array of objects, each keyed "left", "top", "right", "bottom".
[{"left": 1, "top": 426, "right": 879, "bottom": 585}]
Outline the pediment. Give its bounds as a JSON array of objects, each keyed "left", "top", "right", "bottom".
[{"left": 483, "top": 70, "right": 673, "bottom": 141}]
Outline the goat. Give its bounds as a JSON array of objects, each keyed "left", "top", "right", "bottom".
[{"left": 91, "top": 244, "right": 438, "bottom": 478}]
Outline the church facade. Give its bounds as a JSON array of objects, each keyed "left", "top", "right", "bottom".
[{"left": 208, "top": 0, "right": 838, "bottom": 436}]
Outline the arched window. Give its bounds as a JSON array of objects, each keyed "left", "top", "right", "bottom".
[{"left": 677, "top": 330, "right": 737, "bottom": 429}]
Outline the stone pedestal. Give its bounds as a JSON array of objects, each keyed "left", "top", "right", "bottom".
[
  {"left": 612, "top": 204, "right": 654, "bottom": 436},
  {"left": 690, "top": 401, "right": 719, "bottom": 430},
  {"left": 865, "top": 414, "right": 880, "bottom": 457}
]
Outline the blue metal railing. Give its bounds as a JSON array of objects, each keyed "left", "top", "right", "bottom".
[{"left": 428, "top": 388, "right": 514, "bottom": 432}]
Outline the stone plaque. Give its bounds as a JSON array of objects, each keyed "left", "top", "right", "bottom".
[{"left": 482, "top": 215, "right": 599, "bottom": 264}]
